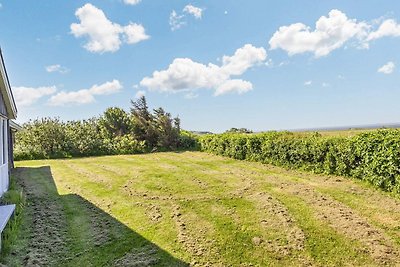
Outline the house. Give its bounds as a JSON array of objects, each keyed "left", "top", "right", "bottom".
[
  {"left": 0, "top": 49, "right": 19, "bottom": 196},
  {"left": 0, "top": 48, "right": 20, "bottom": 248}
]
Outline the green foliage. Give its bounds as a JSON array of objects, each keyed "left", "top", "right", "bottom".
[
  {"left": 199, "top": 130, "right": 400, "bottom": 193},
  {"left": 99, "top": 107, "right": 132, "bottom": 139},
  {"left": 14, "top": 97, "right": 198, "bottom": 160},
  {"left": 130, "top": 96, "right": 182, "bottom": 149},
  {"left": 178, "top": 130, "right": 199, "bottom": 150},
  {"left": 130, "top": 96, "right": 159, "bottom": 148},
  {"left": 107, "top": 135, "right": 147, "bottom": 155},
  {"left": 225, "top": 127, "right": 253, "bottom": 134}
]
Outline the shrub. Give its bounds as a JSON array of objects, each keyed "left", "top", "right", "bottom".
[
  {"left": 199, "top": 129, "right": 400, "bottom": 193},
  {"left": 108, "top": 135, "right": 147, "bottom": 155}
]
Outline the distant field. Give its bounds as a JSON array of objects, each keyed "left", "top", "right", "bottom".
[
  {"left": 297, "top": 127, "right": 399, "bottom": 137},
  {"left": 3, "top": 152, "right": 400, "bottom": 266}
]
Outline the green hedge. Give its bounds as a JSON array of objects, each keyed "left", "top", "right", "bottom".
[
  {"left": 14, "top": 118, "right": 199, "bottom": 160},
  {"left": 199, "top": 130, "right": 400, "bottom": 193}
]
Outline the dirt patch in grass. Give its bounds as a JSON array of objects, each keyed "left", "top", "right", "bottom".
[
  {"left": 134, "top": 202, "right": 163, "bottom": 223},
  {"left": 281, "top": 182, "right": 400, "bottom": 265},
  {"left": 171, "top": 204, "right": 216, "bottom": 266},
  {"left": 249, "top": 192, "right": 305, "bottom": 256}
]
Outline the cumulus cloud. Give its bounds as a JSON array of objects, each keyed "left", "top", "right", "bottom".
[
  {"left": 123, "top": 0, "right": 141, "bottom": 5},
  {"left": 270, "top": 10, "right": 400, "bottom": 57},
  {"left": 45, "top": 64, "right": 69, "bottom": 74},
  {"left": 13, "top": 86, "right": 57, "bottom": 107},
  {"left": 183, "top": 5, "right": 203, "bottom": 19},
  {"left": 269, "top": 9, "right": 369, "bottom": 57},
  {"left": 304, "top": 80, "right": 312, "bottom": 86},
  {"left": 140, "top": 44, "right": 267, "bottom": 96},
  {"left": 214, "top": 79, "right": 252, "bottom": 96},
  {"left": 70, "top": 3, "right": 149, "bottom": 53},
  {"left": 123, "top": 23, "right": 149, "bottom": 44},
  {"left": 367, "top": 19, "right": 400, "bottom": 41},
  {"left": 377, "top": 61, "right": 395, "bottom": 74},
  {"left": 48, "top": 80, "right": 122, "bottom": 106}
]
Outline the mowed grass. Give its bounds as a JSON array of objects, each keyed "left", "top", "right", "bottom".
[{"left": 3, "top": 151, "right": 400, "bottom": 266}]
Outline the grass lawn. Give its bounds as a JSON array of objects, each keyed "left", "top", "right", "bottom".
[{"left": 2, "top": 151, "right": 400, "bottom": 266}]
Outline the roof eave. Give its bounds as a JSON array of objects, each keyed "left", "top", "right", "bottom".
[
  {"left": 0, "top": 49, "right": 17, "bottom": 119},
  {"left": 9, "top": 120, "right": 22, "bottom": 131}
]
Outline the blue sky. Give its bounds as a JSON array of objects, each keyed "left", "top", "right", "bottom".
[{"left": 1, "top": 1, "right": 400, "bottom": 132}]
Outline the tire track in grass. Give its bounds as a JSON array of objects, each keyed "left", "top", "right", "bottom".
[
  {"left": 230, "top": 162, "right": 400, "bottom": 265},
  {"left": 247, "top": 192, "right": 306, "bottom": 257},
  {"left": 320, "top": 187, "right": 400, "bottom": 246},
  {"left": 273, "top": 182, "right": 399, "bottom": 266},
  {"left": 171, "top": 203, "right": 218, "bottom": 266},
  {"left": 269, "top": 189, "right": 375, "bottom": 266},
  {"left": 292, "top": 174, "right": 400, "bottom": 246},
  {"left": 63, "top": 161, "right": 114, "bottom": 190}
]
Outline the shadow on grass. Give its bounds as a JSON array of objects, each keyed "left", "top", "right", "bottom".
[{"left": 3, "top": 166, "right": 188, "bottom": 266}]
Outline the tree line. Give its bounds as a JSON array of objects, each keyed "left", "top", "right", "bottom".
[{"left": 15, "top": 96, "right": 197, "bottom": 160}]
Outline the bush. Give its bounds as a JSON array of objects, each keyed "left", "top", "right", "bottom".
[
  {"left": 108, "top": 135, "right": 147, "bottom": 155},
  {"left": 199, "top": 130, "right": 400, "bottom": 193},
  {"left": 14, "top": 116, "right": 198, "bottom": 160}
]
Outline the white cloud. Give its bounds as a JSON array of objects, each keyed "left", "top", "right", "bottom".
[
  {"left": 140, "top": 44, "right": 266, "bottom": 96},
  {"left": 135, "top": 90, "right": 146, "bottom": 99},
  {"left": 304, "top": 80, "right": 312, "bottom": 86},
  {"left": 49, "top": 80, "right": 122, "bottom": 106},
  {"left": 214, "top": 79, "right": 252, "bottom": 96},
  {"left": 123, "top": 0, "right": 141, "bottom": 5},
  {"left": 70, "top": 3, "right": 149, "bottom": 53},
  {"left": 45, "top": 64, "right": 69, "bottom": 74},
  {"left": 123, "top": 23, "right": 150, "bottom": 44},
  {"left": 377, "top": 61, "right": 395, "bottom": 74},
  {"left": 13, "top": 86, "right": 57, "bottom": 107},
  {"left": 224, "top": 11, "right": 228, "bottom": 15},
  {"left": 183, "top": 5, "right": 203, "bottom": 19},
  {"left": 269, "top": 9, "right": 369, "bottom": 57},
  {"left": 169, "top": 5, "right": 204, "bottom": 31},
  {"left": 270, "top": 10, "right": 400, "bottom": 57},
  {"left": 169, "top": 10, "right": 186, "bottom": 31},
  {"left": 367, "top": 19, "right": 400, "bottom": 41}
]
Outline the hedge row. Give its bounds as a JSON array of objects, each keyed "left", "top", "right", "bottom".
[
  {"left": 14, "top": 118, "right": 198, "bottom": 161},
  {"left": 199, "top": 130, "right": 400, "bottom": 193}
]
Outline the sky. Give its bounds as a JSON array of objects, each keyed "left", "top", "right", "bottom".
[{"left": 1, "top": 1, "right": 400, "bottom": 132}]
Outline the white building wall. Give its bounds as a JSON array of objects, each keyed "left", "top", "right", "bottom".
[{"left": 0, "top": 118, "right": 8, "bottom": 196}]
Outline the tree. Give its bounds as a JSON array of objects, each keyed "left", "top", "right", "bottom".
[
  {"left": 130, "top": 96, "right": 158, "bottom": 148},
  {"left": 154, "top": 107, "right": 180, "bottom": 149},
  {"left": 99, "top": 107, "right": 132, "bottom": 139},
  {"left": 225, "top": 127, "right": 253, "bottom": 134}
]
